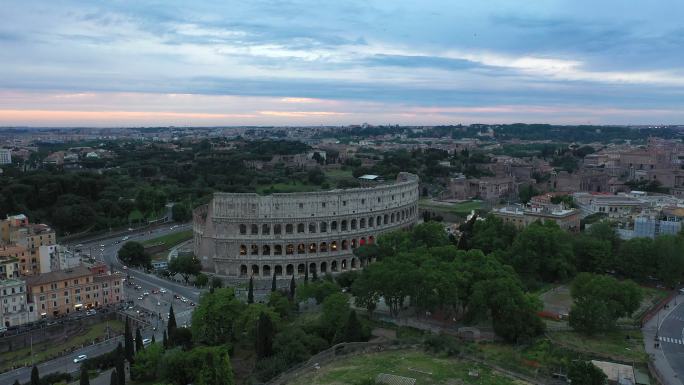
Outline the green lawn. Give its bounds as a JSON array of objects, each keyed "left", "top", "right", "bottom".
[
  {"left": 0, "top": 319, "right": 124, "bottom": 372},
  {"left": 256, "top": 181, "right": 321, "bottom": 194},
  {"left": 142, "top": 230, "right": 193, "bottom": 249},
  {"left": 324, "top": 168, "right": 354, "bottom": 180},
  {"left": 289, "top": 349, "right": 530, "bottom": 385},
  {"left": 419, "top": 199, "right": 484, "bottom": 215},
  {"left": 548, "top": 330, "right": 647, "bottom": 363}
]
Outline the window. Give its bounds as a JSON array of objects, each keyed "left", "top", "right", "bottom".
[
  {"left": 251, "top": 224, "right": 258, "bottom": 235},
  {"left": 297, "top": 223, "right": 305, "bottom": 233},
  {"left": 331, "top": 221, "right": 338, "bottom": 231},
  {"left": 309, "top": 223, "right": 316, "bottom": 233},
  {"left": 322, "top": 202, "right": 326, "bottom": 208},
  {"left": 262, "top": 224, "right": 270, "bottom": 235},
  {"left": 320, "top": 222, "right": 327, "bottom": 232},
  {"left": 286, "top": 224, "right": 293, "bottom": 234},
  {"left": 274, "top": 224, "right": 282, "bottom": 234},
  {"left": 239, "top": 224, "right": 247, "bottom": 234}
]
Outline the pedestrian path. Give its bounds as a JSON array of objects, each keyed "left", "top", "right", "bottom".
[{"left": 659, "top": 336, "right": 684, "bottom": 345}]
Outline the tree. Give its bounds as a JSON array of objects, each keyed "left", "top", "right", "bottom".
[
  {"left": 568, "top": 361, "right": 607, "bottom": 385},
  {"left": 508, "top": 221, "right": 575, "bottom": 284},
  {"left": 115, "top": 343, "right": 125, "bottom": 385},
  {"left": 518, "top": 184, "right": 539, "bottom": 203},
  {"left": 80, "top": 363, "right": 90, "bottom": 385},
  {"left": 191, "top": 288, "right": 245, "bottom": 346},
  {"left": 168, "top": 255, "right": 202, "bottom": 284},
  {"left": 234, "top": 304, "right": 280, "bottom": 343},
  {"left": 248, "top": 276, "right": 254, "bottom": 304},
  {"left": 168, "top": 305, "right": 177, "bottom": 346},
  {"left": 211, "top": 276, "right": 223, "bottom": 289},
  {"left": 573, "top": 235, "right": 612, "bottom": 273},
  {"left": 471, "top": 215, "right": 517, "bottom": 254},
  {"left": 135, "top": 327, "right": 143, "bottom": 353},
  {"left": 256, "top": 312, "right": 275, "bottom": 359},
  {"left": 30, "top": 365, "right": 39, "bottom": 385},
  {"left": 304, "top": 265, "right": 309, "bottom": 283},
  {"left": 321, "top": 293, "right": 350, "bottom": 342},
  {"left": 342, "top": 310, "right": 364, "bottom": 342},
  {"left": 569, "top": 273, "right": 643, "bottom": 335},
  {"left": 271, "top": 271, "right": 277, "bottom": 292},
  {"left": 172, "top": 203, "right": 192, "bottom": 222},
  {"left": 268, "top": 291, "right": 291, "bottom": 319},
  {"left": 195, "top": 273, "right": 209, "bottom": 287},
  {"left": 118, "top": 241, "right": 150, "bottom": 268},
  {"left": 124, "top": 317, "right": 134, "bottom": 363},
  {"left": 163, "top": 330, "right": 168, "bottom": 349},
  {"left": 131, "top": 344, "right": 164, "bottom": 382},
  {"left": 109, "top": 369, "right": 118, "bottom": 385},
  {"left": 289, "top": 275, "right": 296, "bottom": 300}
]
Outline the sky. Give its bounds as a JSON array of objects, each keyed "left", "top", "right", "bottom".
[{"left": 1, "top": 0, "right": 684, "bottom": 127}]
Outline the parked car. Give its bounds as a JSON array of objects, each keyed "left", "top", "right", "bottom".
[
  {"left": 73, "top": 354, "right": 88, "bottom": 363},
  {"left": 142, "top": 338, "right": 152, "bottom": 346}
]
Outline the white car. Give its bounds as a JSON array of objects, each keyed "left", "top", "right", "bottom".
[
  {"left": 142, "top": 338, "right": 152, "bottom": 346},
  {"left": 159, "top": 288, "right": 167, "bottom": 293},
  {"left": 143, "top": 292, "right": 150, "bottom": 296},
  {"left": 73, "top": 354, "right": 88, "bottom": 363},
  {"left": 122, "top": 236, "right": 129, "bottom": 241}
]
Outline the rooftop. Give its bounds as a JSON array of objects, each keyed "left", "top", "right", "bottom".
[{"left": 25, "top": 265, "right": 92, "bottom": 286}]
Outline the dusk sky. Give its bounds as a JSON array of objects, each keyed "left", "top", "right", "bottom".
[{"left": 2, "top": 1, "right": 684, "bottom": 126}]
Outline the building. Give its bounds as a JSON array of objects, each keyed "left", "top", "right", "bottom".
[
  {"left": 0, "top": 257, "right": 21, "bottom": 279},
  {"left": 25, "top": 265, "right": 123, "bottom": 318},
  {"left": 573, "top": 193, "right": 645, "bottom": 219},
  {"left": 494, "top": 205, "right": 581, "bottom": 232},
  {"left": 618, "top": 207, "right": 684, "bottom": 239},
  {"left": 38, "top": 245, "right": 81, "bottom": 273},
  {"left": 194, "top": 172, "right": 420, "bottom": 278},
  {"left": 447, "top": 175, "right": 517, "bottom": 202},
  {"left": 0, "top": 148, "right": 11, "bottom": 165},
  {"left": 1, "top": 215, "right": 56, "bottom": 275},
  {"left": 0, "top": 279, "right": 36, "bottom": 327}
]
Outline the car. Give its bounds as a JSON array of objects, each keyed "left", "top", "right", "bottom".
[
  {"left": 122, "top": 265, "right": 128, "bottom": 270},
  {"left": 160, "top": 288, "right": 167, "bottom": 293},
  {"left": 157, "top": 301, "right": 161, "bottom": 306},
  {"left": 128, "top": 227, "right": 133, "bottom": 231},
  {"left": 173, "top": 294, "right": 180, "bottom": 299},
  {"left": 142, "top": 338, "right": 152, "bottom": 346},
  {"left": 189, "top": 302, "right": 195, "bottom": 306},
  {"left": 86, "top": 309, "right": 96, "bottom": 316},
  {"left": 100, "top": 244, "right": 105, "bottom": 247},
  {"left": 122, "top": 236, "right": 129, "bottom": 241},
  {"left": 137, "top": 296, "right": 144, "bottom": 300},
  {"left": 135, "top": 285, "right": 142, "bottom": 290},
  {"left": 73, "top": 354, "right": 88, "bottom": 363},
  {"left": 143, "top": 292, "right": 149, "bottom": 296}
]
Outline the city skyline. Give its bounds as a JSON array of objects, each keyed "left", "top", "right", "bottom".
[{"left": 2, "top": 1, "right": 684, "bottom": 126}]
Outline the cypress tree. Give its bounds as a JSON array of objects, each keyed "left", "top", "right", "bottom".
[
  {"left": 168, "top": 305, "right": 177, "bottom": 347},
  {"left": 255, "top": 312, "right": 274, "bottom": 359},
  {"left": 30, "top": 365, "right": 39, "bottom": 385},
  {"left": 80, "top": 363, "right": 90, "bottom": 385},
  {"left": 135, "top": 327, "right": 143, "bottom": 353},
  {"left": 124, "top": 317, "right": 134, "bottom": 363},
  {"left": 151, "top": 334, "right": 156, "bottom": 344},
  {"left": 312, "top": 268, "right": 318, "bottom": 282},
  {"left": 343, "top": 310, "right": 363, "bottom": 342},
  {"left": 109, "top": 369, "right": 118, "bottom": 385},
  {"left": 247, "top": 276, "right": 254, "bottom": 304},
  {"left": 271, "top": 271, "right": 277, "bottom": 292},
  {"left": 304, "top": 265, "right": 309, "bottom": 283},
  {"left": 289, "top": 275, "right": 296, "bottom": 301},
  {"left": 162, "top": 330, "right": 168, "bottom": 349},
  {"left": 13, "top": 380, "right": 20, "bottom": 385},
  {"left": 115, "top": 343, "right": 125, "bottom": 385}
]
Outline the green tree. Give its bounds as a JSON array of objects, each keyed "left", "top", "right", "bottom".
[
  {"left": 568, "top": 361, "right": 607, "bottom": 385},
  {"left": 233, "top": 303, "right": 280, "bottom": 343},
  {"left": 267, "top": 291, "right": 291, "bottom": 319},
  {"left": 518, "top": 184, "right": 539, "bottom": 203},
  {"left": 247, "top": 276, "right": 254, "bottom": 304},
  {"left": 124, "top": 317, "right": 134, "bottom": 362},
  {"left": 168, "top": 305, "right": 177, "bottom": 346},
  {"left": 162, "top": 330, "right": 168, "bottom": 349},
  {"left": 618, "top": 237, "right": 655, "bottom": 280},
  {"left": 211, "top": 276, "right": 223, "bottom": 289},
  {"left": 135, "top": 327, "right": 143, "bottom": 353},
  {"left": 256, "top": 312, "right": 275, "bottom": 359},
  {"left": 131, "top": 343, "right": 164, "bottom": 381},
  {"left": 118, "top": 241, "right": 150, "bottom": 268},
  {"left": 321, "top": 293, "right": 350, "bottom": 342},
  {"left": 195, "top": 273, "right": 209, "bottom": 287},
  {"left": 191, "top": 288, "right": 245, "bottom": 345},
  {"left": 271, "top": 271, "right": 277, "bottom": 292},
  {"left": 342, "top": 310, "right": 364, "bottom": 342},
  {"left": 196, "top": 349, "right": 235, "bottom": 385},
  {"left": 109, "top": 369, "right": 118, "bottom": 385},
  {"left": 573, "top": 234, "right": 612, "bottom": 273},
  {"left": 289, "top": 275, "right": 296, "bottom": 300},
  {"left": 115, "top": 343, "right": 125, "bottom": 385},
  {"left": 30, "top": 365, "right": 39, "bottom": 385},
  {"left": 471, "top": 215, "right": 517, "bottom": 254},
  {"left": 168, "top": 255, "right": 202, "bottom": 284},
  {"left": 80, "top": 363, "right": 90, "bottom": 385},
  {"left": 508, "top": 221, "right": 575, "bottom": 284},
  {"left": 654, "top": 235, "right": 684, "bottom": 287},
  {"left": 172, "top": 203, "right": 192, "bottom": 222}
]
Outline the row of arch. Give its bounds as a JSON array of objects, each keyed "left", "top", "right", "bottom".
[
  {"left": 239, "top": 257, "right": 369, "bottom": 277},
  {"left": 238, "top": 206, "right": 416, "bottom": 236},
  {"left": 239, "top": 236, "right": 375, "bottom": 256}
]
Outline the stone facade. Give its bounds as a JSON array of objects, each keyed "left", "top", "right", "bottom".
[{"left": 194, "top": 172, "right": 420, "bottom": 279}]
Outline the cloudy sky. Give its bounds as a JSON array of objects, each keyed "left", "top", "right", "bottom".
[{"left": 1, "top": 0, "right": 684, "bottom": 126}]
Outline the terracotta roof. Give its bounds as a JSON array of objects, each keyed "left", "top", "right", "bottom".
[{"left": 25, "top": 265, "right": 92, "bottom": 286}]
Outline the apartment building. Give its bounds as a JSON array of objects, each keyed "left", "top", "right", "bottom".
[
  {"left": 1, "top": 279, "right": 36, "bottom": 327},
  {"left": 1, "top": 215, "right": 56, "bottom": 275},
  {"left": 494, "top": 205, "right": 581, "bottom": 232}
]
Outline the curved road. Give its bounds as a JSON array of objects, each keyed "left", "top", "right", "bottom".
[{"left": 0, "top": 223, "right": 203, "bottom": 385}]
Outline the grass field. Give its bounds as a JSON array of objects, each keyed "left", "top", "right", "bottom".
[
  {"left": 256, "top": 181, "right": 321, "bottom": 194},
  {"left": 0, "top": 319, "right": 124, "bottom": 372},
  {"left": 419, "top": 199, "right": 484, "bottom": 216},
  {"left": 548, "top": 330, "right": 647, "bottom": 363},
  {"left": 142, "top": 230, "right": 193, "bottom": 249},
  {"left": 289, "top": 349, "right": 530, "bottom": 385}
]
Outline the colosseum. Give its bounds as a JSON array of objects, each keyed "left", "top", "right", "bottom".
[{"left": 193, "top": 172, "right": 419, "bottom": 279}]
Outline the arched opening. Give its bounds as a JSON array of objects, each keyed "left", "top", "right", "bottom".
[
  {"left": 331, "top": 221, "right": 338, "bottom": 231},
  {"left": 286, "top": 224, "right": 293, "bottom": 234},
  {"left": 262, "top": 245, "right": 271, "bottom": 255},
  {"left": 351, "top": 239, "right": 357, "bottom": 249},
  {"left": 351, "top": 219, "right": 357, "bottom": 230},
  {"left": 286, "top": 264, "right": 294, "bottom": 275},
  {"left": 368, "top": 236, "right": 375, "bottom": 244},
  {"left": 360, "top": 218, "right": 366, "bottom": 228},
  {"left": 274, "top": 245, "right": 283, "bottom": 255},
  {"left": 351, "top": 258, "right": 357, "bottom": 269},
  {"left": 275, "top": 265, "right": 283, "bottom": 276},
  {"left": 330, "top": 241, "right": 338, "bottom": 251},
  {"left": 384, "top": 214, "right": 389, "bottom": 224},
  {"left": 239, "top": 224, "right": 247, "bottom": 235},
  {"left": 251, "top": 265, "right": 259, "bottom": 276},
  {"left": 263, "top": 265, "right": 271, "bottom": 277},
  {"left": 240, "top": 265, "right": 248, "bottom": 276},
  {"left": 239, "top": 245, "right": 247, "bottom": 255},
  {"left": 331, "top": 260, "right": 338, "bottom": 272},
  {"left": 320, "top": 221, "right": 327, "bottom": 232},
  {"left": 341, "top": 259, "right": 348, "bottom": 270},
  {"left": 369, "top": 217, "right": 374, "bottom": 227},
  {"left": 391, "top": 213, "right": 395, "bottom": 223},
  {"left": 262, "top": 224, "right": 270, "bottom": 235},
  {"left": 297, "top": 264, "right": 305, "bottom": 275},
  {"left": 320, "top": 242, "right": 328, "bottom": 252},
  {"left": 359, "top": 237, "right": 366, "bottom": 246},
  {"left": 298, "top": 243, "right": 306, "bottom": 254},
  {"left": 250, "top": 244, "right": 259, "bottom": 255},
  {"left": 377, "top": 215, "right": 382, "bottom": 226},
  {"left": 309, "top": 222, "right": 316, "bottom": 233},
  {"left": 297, "top": 223, "right": 305, "bottom": 233},
  {"left": 309, "top": 262, "right": 317, "bottom": 273},
  {"left": 286, "top": 244, "right": 294, "bottom": 255},
  {"left": 341, "top": 220, "right": 348, "bottom": 231},
  {"left": 309, "top": 243, "right": 317, "bottom": 253},
  {"left": 342, "top": 240, "right": 349, "bottom": 250},
  {"left": 320, "top": 261, "right": 327, "bottom": 273},
  {"left": 274, "top": 224, "right": 282, "bottom": 234},
  {"left": 251, "top": 224, "right": 259, "bottom": 234}
]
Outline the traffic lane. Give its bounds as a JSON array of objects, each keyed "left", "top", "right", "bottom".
[
  {"left": 0, "top": 337, "right": 122, "bottom": 385},
  {"left": 660, "top": 302, "right": 684, "bottom": 379},
  {"left": 68, "top": 223, "right": 191, "bottom": 249},
  {"left": 125, "top": 286, "right": 195, "bottom": 322}
]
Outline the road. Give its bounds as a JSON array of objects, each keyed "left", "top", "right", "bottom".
[
  {"left": 0, "top": 223, "right": 202, "bottom": 385},
  {"left": 656, "top": 295, "right": 684, "bottom": 384}
]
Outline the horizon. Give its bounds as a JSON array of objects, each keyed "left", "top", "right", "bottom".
[{"left": 2, "top": 1, "right": 684, "bottom": 126}]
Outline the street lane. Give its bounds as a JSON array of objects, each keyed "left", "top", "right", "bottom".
[{"left": 659, "top": 300, "right": 684, "bottom": 381}]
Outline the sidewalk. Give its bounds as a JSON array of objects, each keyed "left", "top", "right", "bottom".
[{"left": 643, "top": 294, "right": 683, "bottom": 385}]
